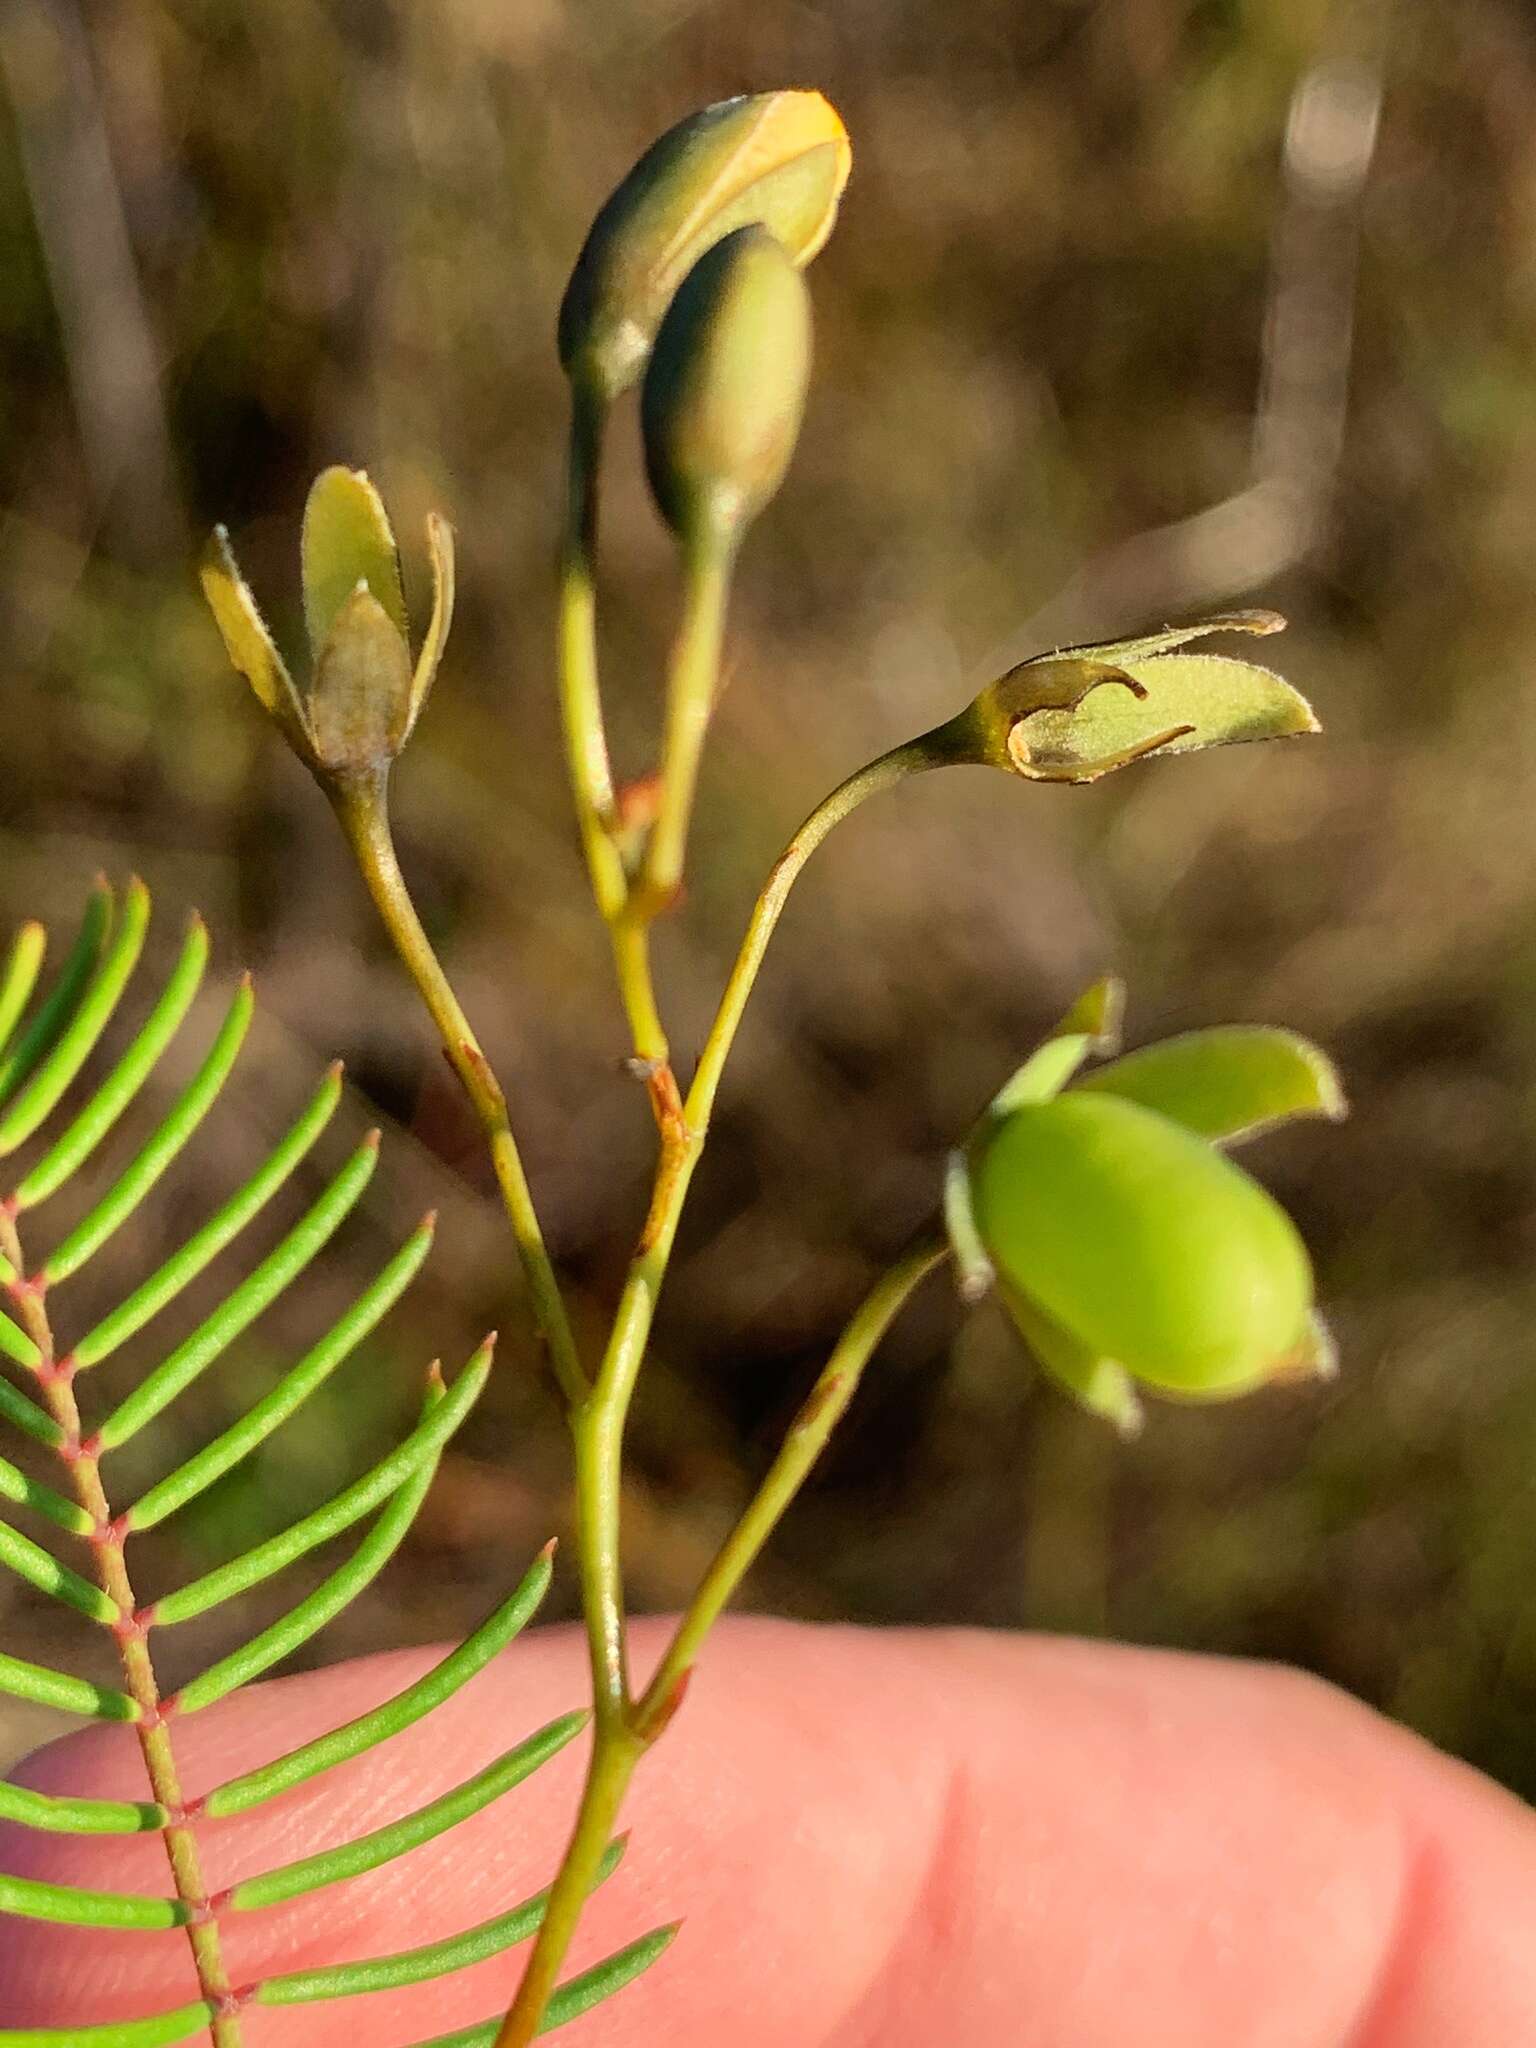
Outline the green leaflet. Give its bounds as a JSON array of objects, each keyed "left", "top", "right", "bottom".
[
  {"left": 252, "top": 1838, "right": 625, "bottom": 2003},
  {"left": 127, "top": 1217, "right": 437, "bottom": 1530},
  {"left": 226, "top": 1708, "right": 585, "bottom": 1910},
  {"left": 0, "top": 878, "right": 150, "bottom": 1155},
  {"left": 73, "top": 1060, "right": 344, "bottom": 1367},
  {"left": 0, "top": 1514, "right": 119, "bottom": 1622},
  {"left": 0, "top": 1648, "right": 138, "bottom": 1721},
  {"left": 12, "top": 915, "right": 208, "bottom": 1210},
  {"left": 40, "top": 976, "right": 254, "bottom": 1284},
  {"left": 0, "top": 2004, "right": 213, "bottom": 2048},
  {"left": 0, "top": 882, "right": 112, "bottom": 1106},
  {"left": 0, "top": 1778, "right": 166, "bottom": 1835},
  {"left": 0, "top": 883, "right": 654, "bottom": 2045},
  {"left": 203, "top": 1547, "right": 558, "bottom": 1816},
  {"left": 404, "top": 1925, "right": 681, "bottom": 2042},
  {"left": 173, "top": 1433, "right": 444, "bottom": 1715},
  {"left": 0, "top": 921, "right": 46, "bottom": 1066},
  {"left": 94, "top": 1131, "right": 380, "bottom": 1446},
  {"left": 0, "top": 1869, "right": 185, "bottom": 1930},
  {"left": 153, "top": 1341, "right": 492, "bottom": 1623}
]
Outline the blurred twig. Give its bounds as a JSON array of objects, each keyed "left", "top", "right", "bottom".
[
  {"left": 999, "top": 38, "right": 1385, "bottom": 658},
  {"left": 0, "top": 0, "right": 182, "bottom": 560}
]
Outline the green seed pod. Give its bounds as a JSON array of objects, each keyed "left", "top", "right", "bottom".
[
  {"left": 559, "top": 90, "right": 849, "bottom": 401},
  {"left": 200, "top": 467, "right": 455, "bottom": 791},
  {"left": 971, "top": 1092, "right": 1315, "bottom": 1402},
  {"left": 641, "top": 226, "right": 812, "bottom": 549}
]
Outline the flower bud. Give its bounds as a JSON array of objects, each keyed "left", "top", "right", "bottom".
[
  {"left": 559, "top": 90, "right": 849, "bottom": 401},
  {"left": 200, "top": 467, "right": 455, "bottom": 790},
  {"left": 641, "top": 226, "right": 811, "bottom": 549}
]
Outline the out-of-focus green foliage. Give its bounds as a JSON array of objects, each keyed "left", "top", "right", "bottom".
[{"left": 5, "top": 0, "right": 1536, "bottom": 1806}]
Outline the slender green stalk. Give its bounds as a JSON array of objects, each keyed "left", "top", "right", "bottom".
[
  {"left": 558, "top": 380, "right": 628, "bottom": 926},
  {"left": 498, "top": 740, "right": 936, "bottom": 2046},
  {"left": 636, "top": 534, "right": 733, "bottom": 916},
  {"left": 637, "top": 1239, "right": 947, "bottom": 1731},
  {"left": 333, "top": 785, "right": 586, "bottom": 1407}
]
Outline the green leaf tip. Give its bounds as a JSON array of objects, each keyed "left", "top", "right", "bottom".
[
  {"left": 918, "top": 610, "right": 1317, "bottom": 787},
  {"left": 203, "top": 471, "right": 456, "bottom": 788}
]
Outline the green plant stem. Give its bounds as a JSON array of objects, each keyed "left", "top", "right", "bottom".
[
  {"left": 334, "top": 783, "right": 586, "bottom": 1408},
  {"left": 635, "top": 1236, "right": 948, "bottom": 1734},
  {"left": 0, "top": 1210, "right": 241, "bottom": 2048},
  {"left": 559, "top": 381, "right": 628, "bottom": 926},
  {"left": 559, "top": 383, "right": 677, "bottom": 1106},
  {"left": 635, "top": 530, "right": 734, "bottom": 917},
  {"left": 498, "top": 740, "right": 937, "bottom": 2046}
]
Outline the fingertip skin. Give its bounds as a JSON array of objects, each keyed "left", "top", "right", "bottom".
[{"left": 2, "top": 1620, "right": 1534, "bottom": 2045}]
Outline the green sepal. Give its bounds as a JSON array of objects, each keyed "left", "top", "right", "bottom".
[
  {"left": 559, "top": 90, "right": 849, "bottom": 399},
  {"left": 997, "top": 1276, "right": 1143, "bottom": 1437},
  {"left": 307, "top": 586, "right": 414, "bottom": 779},
  {"left": 1077, "top": 1026, "right": 1346, "bottom": 1146},
  {"left": 404, "top": 1924, "right": 681, "bottom": 2042},
  {"left": 1012, "top": 652, "right": 1317, "bottom": 781},
  {"left": 199, "top": 527, "right": 313, "bottom": 758},
  {"left": 943, "top": 1149, "right": 993, "bottom": 1304},
  {"left": 0, "top": 2003, "right": 213, "bottom": 2047},
  {"left": 301, "top": 466, "right": 408, "bottom": 657},
  {"left": 1053, "top": 607, "right": 1286, "bottom": 667},
  {"left": 409, "top": 512, "right": 455, "bottom": 735},
  {"left": 252, "top": 1837, "right": 626, "bottom": 2005}
]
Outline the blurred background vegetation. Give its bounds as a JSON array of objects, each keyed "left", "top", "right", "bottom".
[{"left": 5, "top": 0, "right": 1536, "bottom": 1804}]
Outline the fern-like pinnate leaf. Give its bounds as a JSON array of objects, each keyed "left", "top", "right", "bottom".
[{"left": 0, "top": 884, "right": 671, "bottom": 2043}]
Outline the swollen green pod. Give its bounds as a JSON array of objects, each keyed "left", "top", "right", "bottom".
[
  {"left": 642, "top": 225, "right": 812, "bottom": 549},
  {"left": 971, "top": 1092, "right": 1315, "bottom": 1400}
]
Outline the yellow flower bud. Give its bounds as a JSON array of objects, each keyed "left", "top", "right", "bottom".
[{"left": 559, "top": 90, "right": 849, "bottom": 401}]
